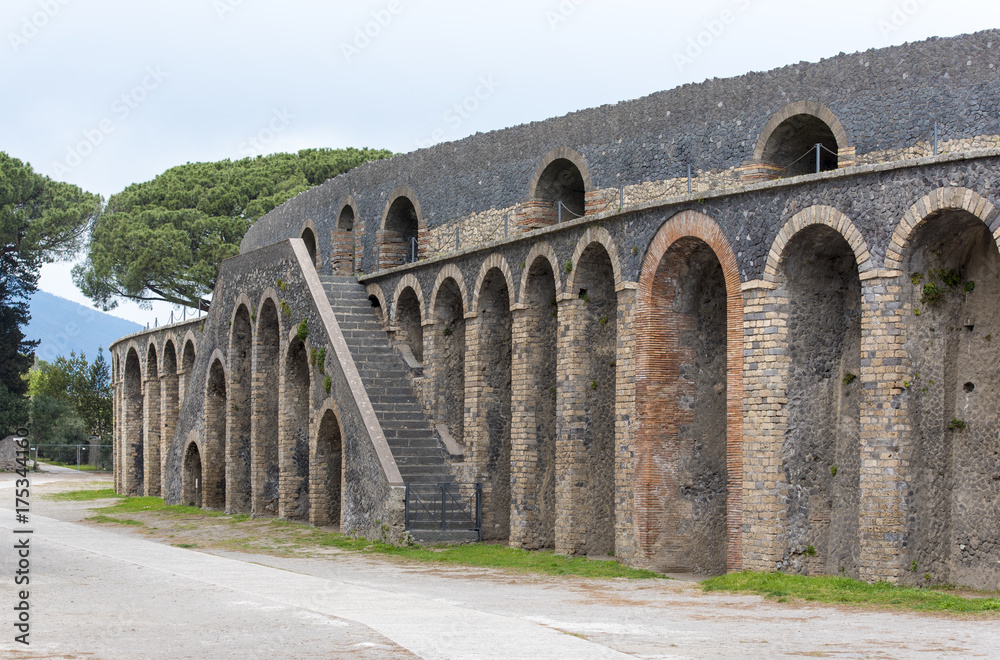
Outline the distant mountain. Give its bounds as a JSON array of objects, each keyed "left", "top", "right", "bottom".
[{"left": 26, "top": 291, "right": 142, "bottom": 363}]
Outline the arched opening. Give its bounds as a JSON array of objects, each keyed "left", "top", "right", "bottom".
[
  {"left": 395, "top": 287, "right": 424, "bottom": 363},
  {"left": 204, "top": 359, "right": 227, "bottom": 509},
  {"left": 902, "top": 209, "right": 1000, "bottom": 590},
  {"left": 161, "top": 341, "right": 179, "bottom": 497},
  {"left": 379, "top": 196, "right": 420, "bottom": 268},
  {"left": 311, "top": 409, "right": 343, "bottom": 526},
  {"left": 301, "top": 227, "right": 318, "bottom": 267},
  {"left": 779, "top": 225, "right": 861, "bottom": 577},
  {"left": 534, "top": 158, "right": 585, "bottom": 217},
  {"left": 252, "top": 300, "right": 280, "bottom": 515},
  {"left": 563, "top": 244, "right": 618, "bottom": 556},
  {"left": 433, "top": 279, "right": 465, "bottom": 444},
  {"left": 144, "top": 345, "right": 161, "bottom": 497},
  {"left": 368, "top": 295, "right": 385, "bottom": 328},
  {"left": 332, "top": 205, "right": 356, "bottom": 274},
  {"left": 123, "top": 349, "right": 144, "bottom": 496},
  {"left": 478, "top": 268, "right": 512, "bottom": 541},
  {"left": 513, "top": 256, "right": 558, "bottom": 549},
  {"left": 637, "top": 237, "right": 729, "bottom": 574},
  {"left": 762, "top": 114, "right": 838, "bottom": 177},
  {"left": 181, "top": 340, "right": 196, "bottom": 404},
  {"left": 182, "top": 442, "right": 203, "bottom": 508},
  {"left": 282, "top": 338, "right": 310, "bottom": 521},
  {"left": 228, "top": 305, "right": 252, "bottom": 514}
]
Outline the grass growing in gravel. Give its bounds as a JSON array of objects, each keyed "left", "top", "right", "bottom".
[
  {"left": 316, "top": 534, "right": 664, "bottom": 579},
  {"left": 89, "top": 514, "right": 144, "bottom": 526},
  {"left": 46, "top": 488, "right": 123, "bottom": 501},
  {"left": 703, "top": 571, "right": 1000, "bottom": 613},
  {"left": 38, "top": 461, "right": 107, "bottom": 472},
  {"left": 82, "top": 494, "right": 662, "bottom": 579}
]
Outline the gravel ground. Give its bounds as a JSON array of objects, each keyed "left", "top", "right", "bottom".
[{"left": 1, "top": 470, "right": 998, "bottom": 659}]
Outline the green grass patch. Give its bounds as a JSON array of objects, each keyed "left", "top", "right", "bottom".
[
  {"left": 39, "top": 461, "right": 106, "bottom": 471},
  {"left": 317, "top": 534, "right": 663, "bottom": 579},
  {"left": 88, "top": 514, "right": 144, "bottom": 526},
  {"left": 45, "top": 488, "right": 123, "bottom": 502},
  {"left": 173, "top": 543, "right": 198, "bottom": 549},
  {"left": 702, "top": 571, "right": 1000, "bottom": 613},
  {"left": 95, "top": 496, "right": 224, "bottom": 518}
]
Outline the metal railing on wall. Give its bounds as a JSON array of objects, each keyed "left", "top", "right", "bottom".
[{"left": 404, "top": 482, "right": 482, "bottom": 540}]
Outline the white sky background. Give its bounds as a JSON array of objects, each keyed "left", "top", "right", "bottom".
[{"left": 3, "top": 0, "right": 999, "bottom": 326}]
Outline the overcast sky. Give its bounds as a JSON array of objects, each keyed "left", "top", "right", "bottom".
[{"left": 5, "top": 0, "right": 1000, "bottom": 326}]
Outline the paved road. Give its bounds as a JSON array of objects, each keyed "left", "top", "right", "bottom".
[{"left": 1, "top": 473, "right": 998, "bottom": 659}]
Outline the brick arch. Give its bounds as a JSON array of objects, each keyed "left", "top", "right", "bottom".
[
  {"left": 379, "top": 185, "right": 424, "bottom": 231},
  {"left": 390, "top": 274, "right": 425, "bottom": 326},
  {"left": 565, "top": 226, "right": 626, "bottom": 295},
  {"left": 430, "top": 264, "right": 469, "bottom": 321},
  {"left": 335, "top": 195, "right": 359, "bottom": 231},
  {"left": 527, "top": 147, "right": 593, "bottom": 200},
  {"left": 885, "top": 187, "right": 1000, "bottom": 270},
  {"left": 753, "top": 100, "right": 850, "bottom": 162},
  {"left": 145, "top": 340, "right": 160, "bottom": 378},
  {"left": 365, "top": 283, "right": 389, "bottom": 331},
  {"left": 636, "top": 209, "right": 744, "bottom": 572},
  {"left": 763, "top": 206, "right": 874, "bottom": 283},
  {"left": 255, "top": 289, "right": 284, "bottom": 338},
  {"left": 310, "top": 398, "right": 346, "bottom": 526},
  {"left": 230, "top": 293, "right": 255, "bottom": 326},
  {"left": 472, "top": 253, "right": 516, "bottom": 313},
  {"left": 205, "top": 349, "right": 227, "bottom": 388},
  {"left": 517, "top": 241, "right": 563, "bottom": 305}
]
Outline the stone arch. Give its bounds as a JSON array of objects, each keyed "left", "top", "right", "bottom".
[
  {"left": 300, "top": 219, "right": 319, "bottom": 268},
  {"left": 365, "top": 283, "right": 389, "bottom": 331},
  {"left": 144, "top": 343, "right": 161, "bottom": 497},
  {"left": 430, "top": 271, "right": 467, "bottom": 445},
  {"left": 182, "top": 440, "right": 203, "bottom": 507},
  {"left": 227, "top": 302, "right": 253, "bottom": 514},
  {"left": 378, "top": 186, "right": 424, "bottom": 268},
  {"left": 885, "top": 187, "right": 1000, "bottom": 270},
  {"left": 511, "top": 248, "right": 561, "bottom": 549},
  {"left": 635, "top": 209, "right": 744, "bottom": 574},
  {"left": 281, "top": 335, "right": 311, "bottom": 521},
  {"left": 203, "top": 356, "right": 228, "bottom": 510},
  {"left": 472, "top": 254, "right": 516, "bottom": 314},
  {"left": 180, "top": 333, "right": 197, "bottom": 408},
  {"left": 252, "top": 294, "right": 282, "bottom": 516},
  {"left": 160, "top": 339, "right": 179, "bottom": 499},
  {"left": 522, "top": 148, "right": 592, "bottom": 229},
  {"left": 764, "top": 206, "right": 874, "bottom": 282},
  {"left": 518, "top": 242, "right": 562, "bottom": 305},
  {"left": 123, "top": 348, "right": 144, "bottom": 496},
  {"left": 393, "top": 276, "right": 425, "bottom": 364},
  {"left": 565, "top": 227, "right": 625, "bottom": 295},
  {"left": 310, "top": 405, "right": 344, "bottom": 527},
  {"left": 769, "top": 211, "right": 865, "bottom": 577},
  {"left": 333, "top": 196, "right": 359, "bottom": 274},
  {"left": 895, "top": 190, "right": 1000, "bottom": 590},
  {"left": 474, "top": 262, "right": 514, "bottom": 541},
  {"left": 753, "top": 102, "right": 850, "bottom": 177},
  {"left": 557, "top": 239, "right": 619, "bottom": 556},
  {"left": 430, "top": 264, "right": 469, "bottom": 320}
]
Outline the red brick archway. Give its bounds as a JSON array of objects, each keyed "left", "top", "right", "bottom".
[{"left": 635, "top": 210, "right": 744, "bottom": 573}]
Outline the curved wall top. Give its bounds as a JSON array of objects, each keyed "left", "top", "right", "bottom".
[{"left": 241, "top": 30, "right": 1000, "bottom": 263}]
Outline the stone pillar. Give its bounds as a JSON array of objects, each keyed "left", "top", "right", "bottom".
[
  {"left": 464, "top": 313, "right": 484, "bottom": 467},
  {"left": 739, "top": 280, "right": 790, "bottom": 571},
  {"left": 143, "top": 374, "right": 161, "bottom": 497},
  {"left": 614, "top": 285, "right": 637, "bottom": 561},
  {"left": 509, "top": 305, "right": 535, "bottom": 547},
  {"left": 858, "top": 271, "right": 908, "bottom": 583},
  {"left": 555, "top": 295, "right": 588, "bottom": 555},
  {"left": 160, "top": 371, "right": 179, "bottom": 496}
]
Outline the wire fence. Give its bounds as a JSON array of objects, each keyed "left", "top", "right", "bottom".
[{"left": 30, "top": 443, "right": 113, "bottom": 471}]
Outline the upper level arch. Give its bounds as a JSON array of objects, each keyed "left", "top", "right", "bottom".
[
  {"left": 336, "top": 195, "right": 358, "bottom": 232},
  {"left": 527, "top": 148, "right": 592, "bottom": 219},
  {"left": 754, "top": 101, "right": 850, "bottom": 177},
  {"left": 378, "top": 186, "right": 424, "bottom": 267},
  {"left": 299, "top": 219, "right": 319, "bottom": 268}
]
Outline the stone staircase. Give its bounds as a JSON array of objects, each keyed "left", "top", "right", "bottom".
[{"left": 318, "top": 275, "right": 479, "bottom": 543}]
